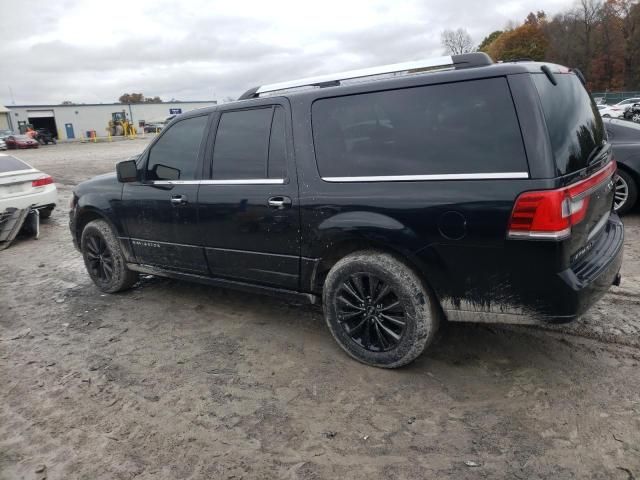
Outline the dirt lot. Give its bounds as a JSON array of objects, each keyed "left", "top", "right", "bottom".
[{"left": 1, "top": 140, "right": 639, "bottom": 480}]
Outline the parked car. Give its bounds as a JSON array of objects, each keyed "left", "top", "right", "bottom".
[
  {"left": 599, "top": 97, "right": 640, "bottom": 118},
  {"left": 143, "top": 122, "right": 164, "bottom": 133},
  {"left": 0, "top": 154, "right": 57, "bottom": 218},
  {"left": 604, "top": 118, "right": 640, "bottom": 214},
  {"left": 70, "top": 54, "right": 623, "bottom": 368},
  {"left": 622, "top": 102, "right": 640, "bottom": 123},
  {"left": 0, "top": 129, "right": 13, "bottom": 141},
  {"left": 5, "top": 135, "right": 39, "bottom": 149},
  {"left": 0, "top": 138, "right": 6, "bottom": 151}
]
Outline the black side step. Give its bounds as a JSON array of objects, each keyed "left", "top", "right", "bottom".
[{"left": 128, "top": 263, "right": 319, "bottom": 305}]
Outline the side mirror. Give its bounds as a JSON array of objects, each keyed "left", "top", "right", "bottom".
[{"left": 116, "top": 159, "right": 138, "bottom": 183}]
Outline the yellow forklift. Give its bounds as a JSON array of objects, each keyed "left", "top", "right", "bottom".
[{"left": 108, "top": 111, "right": 136, "bottom": 136}]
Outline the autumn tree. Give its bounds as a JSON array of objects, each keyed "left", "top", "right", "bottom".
[
  {"left": 484, "top": 16, "right": 549, "bottom": 61},
  {"left": 118, "top": 93, "right": 162, "bottom": 103},
  {"left": 590, "top": 0, "right": 626, "bottom": 89},
  {"left": 478, "top": 1, "right": 639, "bottom": 90},
  {"left": 440, "top": 28, "right": 476, "bottom": 55},
  {"left": 615, "top": 0, "right": 640, "bottom": 89}
]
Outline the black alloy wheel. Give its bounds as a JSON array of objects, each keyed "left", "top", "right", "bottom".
[
  {"left": 84, "top": 232, "right": 114, "bottom": 283},
  {"left": 336, "top": 273, "right": 407, "bottom": 352}
]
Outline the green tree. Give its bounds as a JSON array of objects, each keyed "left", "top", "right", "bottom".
[{"left": 478, "top": 30, "right": 503, "bottom": 52}]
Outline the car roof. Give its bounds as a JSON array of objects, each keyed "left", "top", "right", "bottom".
[
  {"left": 603, "top": 118, "right": 640, "bottom": 141},
  {"left": 178, "top": 56, "right": 573, "bottom": 118}
]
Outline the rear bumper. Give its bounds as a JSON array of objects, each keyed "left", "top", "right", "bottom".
[
  {"left": 550, "top": 213, "right": 624, "bottom": 322},
  {"left": 0, "top": 184, "right": 58, "bottom": 212},
  {"left": 442, "top": 214, "right": 624, "bottom": 325}
]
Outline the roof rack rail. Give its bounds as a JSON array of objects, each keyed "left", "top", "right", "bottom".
[{"left": 238, "top": 52, "right": 493, "bottom": 100}]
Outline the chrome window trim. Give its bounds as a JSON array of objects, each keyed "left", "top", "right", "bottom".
[
  {"left": 321, "top": 172, "right": 529, "bottom": 182},
  {"left": 152, "top": 179, "right": 285, "bottom": 185}
]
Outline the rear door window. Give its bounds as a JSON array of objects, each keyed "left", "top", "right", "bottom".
[
  {"left": 311, "top": 77, "right": 528, "bottom": 179},
  {"left": 212, "top": 107, "right": 287, "bottom": 180}
]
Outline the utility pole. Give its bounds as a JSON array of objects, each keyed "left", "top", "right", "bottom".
[
  {"left": 8, "top": 86, "right": 15, "bottom": 105},
  {"left": 128, "top": 102, "right": 134, "bottom": 129}
]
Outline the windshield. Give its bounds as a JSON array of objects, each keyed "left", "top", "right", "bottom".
[{"left": 532, "top": 73, "right": 605, "bottom": 175}]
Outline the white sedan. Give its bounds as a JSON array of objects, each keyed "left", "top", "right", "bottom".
[
  {"left": 0, "top": 153, "right": 57, "bottom": 218},
  {"left": 599, "top": 97, "right": 640, "bottom": 118}
]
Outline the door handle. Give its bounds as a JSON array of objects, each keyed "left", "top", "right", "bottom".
[
  {"left": 268, "top": 196, "right": 292, "bottom": 209},
  {"left": 170, "top": 194, "right": 188, "bottom": 205}
]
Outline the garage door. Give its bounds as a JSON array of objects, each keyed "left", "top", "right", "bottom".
[{"left": 27, "top": 110, "right": 54, "bottom": 118}]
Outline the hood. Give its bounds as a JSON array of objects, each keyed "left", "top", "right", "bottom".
[{"left": 74, "top": 171, "right": 119, "bottom": 196}]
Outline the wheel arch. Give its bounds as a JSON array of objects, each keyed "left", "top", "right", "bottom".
[
  {"left": 74, "top": 208, "right": 126, "bottom": 254},
  {"left": 310, "top": 238, "right": 438, "bottom": 302},
  {"left": 617, "top": 162, "right": 640, "bottom": 186}
]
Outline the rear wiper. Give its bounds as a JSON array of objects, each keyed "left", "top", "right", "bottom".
[
  {"left": 571, "top": 68, "right": 587, "bottom": 86},
  {"left": 540, "top": 65, "right": 557, "bottom": 85},
  {"left": 586, "top": 143, "right": 608, "bottom": 167}
]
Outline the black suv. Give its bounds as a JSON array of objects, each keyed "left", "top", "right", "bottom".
[{"left": 70, "top": 53, "right": 624, "bottom": 368}]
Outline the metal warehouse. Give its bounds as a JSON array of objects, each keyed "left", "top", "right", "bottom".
[{"left": 3, "top": 101, "right": 217, "bottom": 140}]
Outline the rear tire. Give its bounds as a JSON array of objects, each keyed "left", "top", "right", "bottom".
[
  {"left": 80, "top": 219, "right": 138, "bottom": 293},
  {"left": 38, "top": 207, "right": 53, "bottom": 219},
  {"left": 614, "top": 170, "right": 638, "bottom": 215},
  {"left": 323, "top": 251, "right": 440, "bottom": 368}
]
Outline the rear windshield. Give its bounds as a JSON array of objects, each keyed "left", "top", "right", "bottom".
[
  {"left": 312, "top": 77, "right": 529, "bottom": 179},
  {"left": 0, "top": 155, "right": 32, "bottom": 173},
  {"left": 532, "top": 73, "right": 605, "bottom": 175}
]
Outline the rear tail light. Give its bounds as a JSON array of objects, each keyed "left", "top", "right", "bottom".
[
  {"left": 508, "top": 161, "right": 616, "bottom": 240},
  {"left": 32, "top": 175, "right": 54, "bottom": 187}
]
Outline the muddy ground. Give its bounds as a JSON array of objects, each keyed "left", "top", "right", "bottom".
[{"left": 1, "top": 140, "right": 639, "bottom": 480}]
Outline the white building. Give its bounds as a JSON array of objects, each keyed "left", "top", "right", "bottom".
[
  {"left": 0, "top": 105, "right": 11, "bottom": 131},
  {"left": 5, "top": 101, "right": 217, "bottom": 140}
]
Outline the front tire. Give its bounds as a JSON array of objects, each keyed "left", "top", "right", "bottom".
[
  {"left": 323, "top": 251, "right": 440, "bottom": 368},
  {"left": 614, "top": 170, "right": 638, "bottom": 215},
  {"left": 80, "top": 219, "right": 138, "bottom": 293}
]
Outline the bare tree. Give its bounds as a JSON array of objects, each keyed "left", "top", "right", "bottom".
[
  {"left": 574, "top": 0, "right": 602, "bottom": 77},
  {"left": 441, "top": 28, "right": 476, "bottom": 55}
]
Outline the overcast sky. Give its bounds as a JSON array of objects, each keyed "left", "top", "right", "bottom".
[{"left": 0, "top": 0, "right": 576, "bottom": 105}]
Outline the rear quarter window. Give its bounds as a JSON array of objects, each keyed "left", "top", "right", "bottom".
[{"left": 311, "top": 77, "right": 528, "bottom": 179}]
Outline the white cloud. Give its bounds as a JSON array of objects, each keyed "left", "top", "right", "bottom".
[{"left": 0, "top": 0, "right": 576, "bottom": 105}]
